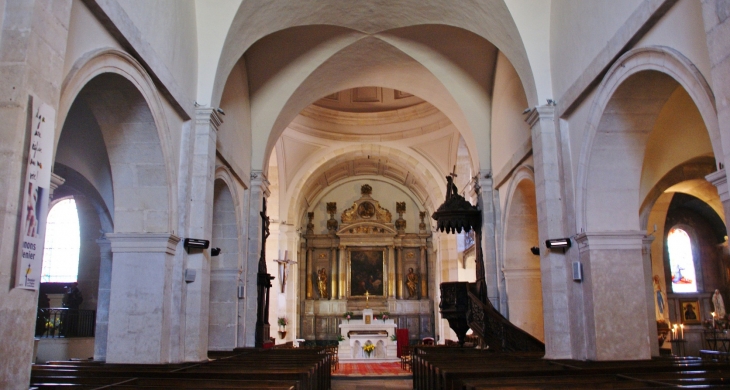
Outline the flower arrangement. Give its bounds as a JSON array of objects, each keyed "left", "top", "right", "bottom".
[
  {"left": 380, "top": 311, "right": 390, "bottom": 321},
  {"left": 337, "top": 334, "right": 345, "bottom": 342},
  {"left": 277, "top": 317, "right": 288, "bottom": 327},
  {"left": 343, "top": 311, "right": 353, "bottom": 322},
  {"left": 363, "top": 341, "right": 375, "bottom": 357}
]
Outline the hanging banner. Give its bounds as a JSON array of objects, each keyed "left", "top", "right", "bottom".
[{"left": 15, "top": 97, "right": 55, "bottom": 290}]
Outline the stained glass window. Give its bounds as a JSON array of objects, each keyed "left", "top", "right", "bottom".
[{"left": 667, "top": 227, "right": 697, "bottom": 293}]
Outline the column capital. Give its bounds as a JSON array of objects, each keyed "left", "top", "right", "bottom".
[
  {"left": 706, "top": 169, "right": 728, "bottom": 202},
  {"left": 575, "top": 230, "right": 646, "bottom": 251},
  {"left": 195, "top": 107, "right": 224, "bottom": 131},
  {"left": 250, "top": 170, "right": 271, "bottom": 197},
  {"left": 49, "top": 173, "right": 66, "bottom": 197},
  {"left": 525, "top": 105, "right": 555, "bottom": 128},
  {"left": 106, "top": 233, "right": 180, "bottom": 255}
]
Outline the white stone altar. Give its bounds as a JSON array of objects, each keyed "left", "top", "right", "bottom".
[{"left": 338, "top": 309, "right": 398, "bottom": 362}]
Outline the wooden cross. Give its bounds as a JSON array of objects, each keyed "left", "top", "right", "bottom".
[
  {"left": 450, "top": 165, "right": 458, "bottom": 178},
  {"left": 274, "top": 250, "right": 297, "bottom": 293}
]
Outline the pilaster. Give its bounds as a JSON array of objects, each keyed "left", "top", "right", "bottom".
[
  {"left": 706, "top": 169, "right": 730, "bottom": 234},
  {"left": 575, "top": 231, "right": 652, "bottom": 360},
  {"left": 93, "top": 238, "right": 112, "bottom": 361}
]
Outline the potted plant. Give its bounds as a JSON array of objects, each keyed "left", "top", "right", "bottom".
[
  {"left": 343, "top": 311, "right": 353, "bottom": 323},
  {"left": 363, "top": 341, "right": 375, "bottom": 358},
  {"left": 337, "top": 334, "right": 345, "bottom": 342},
  {"left": 277, "top": 317, "right": 288, "bottom": 339}
]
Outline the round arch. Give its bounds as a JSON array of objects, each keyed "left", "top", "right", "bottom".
[
  {"left": 57, "top": 48, "right": 176, "bottom": 233},
  {"left": 576, "top": 46, "right": 722, "bottom": 233},
  {"left": 500, "top": 165, "right": 543, "bottom": 341}
]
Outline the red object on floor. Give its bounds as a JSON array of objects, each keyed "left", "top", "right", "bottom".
[
  {"left": 396, "top": 328, "right": 409, "bottom": 357},
  {"left": 334, "top": 362, "right": 411, "bottom": 377}
]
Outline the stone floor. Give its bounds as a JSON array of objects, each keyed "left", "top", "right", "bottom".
[{"left": 331, "top": 378, "right": 413, "bottom": 390}]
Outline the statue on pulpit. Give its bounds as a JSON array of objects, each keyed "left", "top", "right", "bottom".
[
  {"left": 317, "top": 268, "right": 328, "bottom": 299},
  {"left": 406, "top": 268, "right": 419, "bottom": 298}
]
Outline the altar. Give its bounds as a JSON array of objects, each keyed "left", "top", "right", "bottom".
[{"left": 338, "top": 309, "right": 398, "bottom": 362}]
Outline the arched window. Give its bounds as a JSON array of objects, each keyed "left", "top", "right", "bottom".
[
  {"left": 41, "top": 198, "right": 80, "bottom": 283},
  {"left": 667, "top": 227, "right": 697, "bottom": 293}
]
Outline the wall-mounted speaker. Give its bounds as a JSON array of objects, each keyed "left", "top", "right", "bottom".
[
  {"left": 237, "top": 285, "right": 245, "bottom": 299},
  {"left": 572, "top": 261, "right": 583, "bottom": 282}
]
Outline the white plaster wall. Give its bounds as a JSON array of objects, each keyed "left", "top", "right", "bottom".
[
  {"left": 550, "top": 0, "right": 642, "bottom": 100},
  {"left": 64, "top": 0, "right": 123, "bottom": 84},
  {"left": 116, "top": 0, "right": 197, "bottom": 101},
  {"left": 491, "top": 51, "right": 531, "bottom": 176},
  {"left": 640, "top": 87, "right": 714, "bottom": 204},
  {"left": 635, "top": 0, "right": 713, "bottom": 87},
  {"left": 195, "top": 0, "right": 241, "bottom": 105},
  {"left": 217, "top": 58, "right": 251, "bottom": 183}
]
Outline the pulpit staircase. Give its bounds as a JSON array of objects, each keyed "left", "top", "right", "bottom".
[{"left": 440, "top": 281, "right": 544, "bottom": 352}]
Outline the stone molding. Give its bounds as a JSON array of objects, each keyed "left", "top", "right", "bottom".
[
  {"left": 106, "top": 233, "right": 180, "bottom": 255},
  {"left": 250, "top": 170, "right": 271, "bottom": 197},
  {"left": 525, "top": 105, "right": 554, "bottom": 129},
  {"left": 575, "top": 231, "right": 646, "bottom": 251},
  {"left": 195, "top": 107, "right": 224, "bottom": 131},
  {"left": 706, "top": 169, "right": 728, "bottom": 202},
  {"left": 502, "top": 268, "right": 541, "bottom": 278}
]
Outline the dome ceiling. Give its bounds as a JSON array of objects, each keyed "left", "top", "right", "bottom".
[{"left": 312, "top": 87, "right": 425, "bottom": 113}]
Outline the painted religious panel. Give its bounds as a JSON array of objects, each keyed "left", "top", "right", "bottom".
[{"left": 350, "top": 250, "right": 385, "bottom": 296}]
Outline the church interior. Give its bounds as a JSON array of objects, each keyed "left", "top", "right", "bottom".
[{"left": 4, "top": 0, "right": 730, "bottom": 388}]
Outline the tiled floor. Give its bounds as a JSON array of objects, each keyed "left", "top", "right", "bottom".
[{"left": 331, "top": 378, "right": 413, "bottom": 390}]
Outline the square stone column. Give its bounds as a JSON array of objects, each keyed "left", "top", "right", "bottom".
[
  {"left": 246, "top": 171, "right": 270, "bottom": 347},
  {"left": 576, "top": 231, "right": 652, "bottom": 360},
  {"left": 105, "top": 233, "right": 181, "bottom": 363},
  {"left": 527, "top": 106, "right": 584, "bottom": 359},
  {"left": 706, "top": 169, "right": 730, "bottom": 233},
  {"left": 476, "top": 174, "right": 502, "bottom": 313},
  {"left": 181, "top": 108, "right": 221, "bottom": 360}
]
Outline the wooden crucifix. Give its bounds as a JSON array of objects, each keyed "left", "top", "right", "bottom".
[{"left": 274, "top": 250, "right": 297, "bottom": 293}]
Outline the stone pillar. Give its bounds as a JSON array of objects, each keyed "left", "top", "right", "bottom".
[
  {"left": 49, "top": 173, "right": 66, "bottom": 200},
  {"left": 93, "top": 238, "right": 112, "bottom": 361},
  {"left": 0, "top": 1, "right": 72, "bottom": 387},
  {"left": 527, "top": 105, "right": 583, "bottom": 359},
  {"left": 701, "top": 1, "right": 730, "bottom": 177},
  {"left": 246, "top": 172, "right": 270, "bottom": 346},
  {"left": 575, "top": 231, "right": 651, "bottom": 360},
  {"left": 105, "top": 233, "right": 181, "bottom": 363},
  {"left": 476, "top": 173, "right": 501, "bottom": 312},
  {"left": 182, "top": 108, "right": 221, "bottom": 361}
]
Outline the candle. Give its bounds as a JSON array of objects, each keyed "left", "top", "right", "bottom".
[
  {"left": 713, "top": 312, "right": 716, "bottom": 328},
  {"left": 680, "top": 324, "right": 684, "bottom": 340}
]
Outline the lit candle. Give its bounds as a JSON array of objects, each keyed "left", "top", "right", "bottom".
[
  {"left": 673, "top": 324, "right": 678, "bottom": 340},
  {"left": 713, "top": 312, "right": 716, "bottom": 328},
  {"left": 680, "top": 324, "right": 684, "bottom": 340}
]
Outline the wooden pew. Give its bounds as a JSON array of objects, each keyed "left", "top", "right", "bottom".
[{"left": 31, "top": 348, "right": 330, "bottom": 390}]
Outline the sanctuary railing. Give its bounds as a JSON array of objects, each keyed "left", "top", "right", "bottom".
[{"left": 35, "top": 308, "right": 96, "bottom": 338}]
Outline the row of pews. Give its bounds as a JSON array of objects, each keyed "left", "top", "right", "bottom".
[
  {"left": 30, "top": 348, "right": 331, "bottom": 389},
  {"left": 412, "top": 346, "right": 730, "bottom": 389}
]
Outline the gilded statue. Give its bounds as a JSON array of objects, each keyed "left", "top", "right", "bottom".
[
  {"left": 406, "top": 267, "right": 419, "bottom": 298},
  {"left": 317, "top": 268, "right": 328, "bottom": 299}
]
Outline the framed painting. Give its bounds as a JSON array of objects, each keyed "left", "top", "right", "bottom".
[
  {"left": 680, "top": 300, "right": 701, "bottom": 324},
  {"left": 349, "top": 249, "right": 385, "bottom": 297}
]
